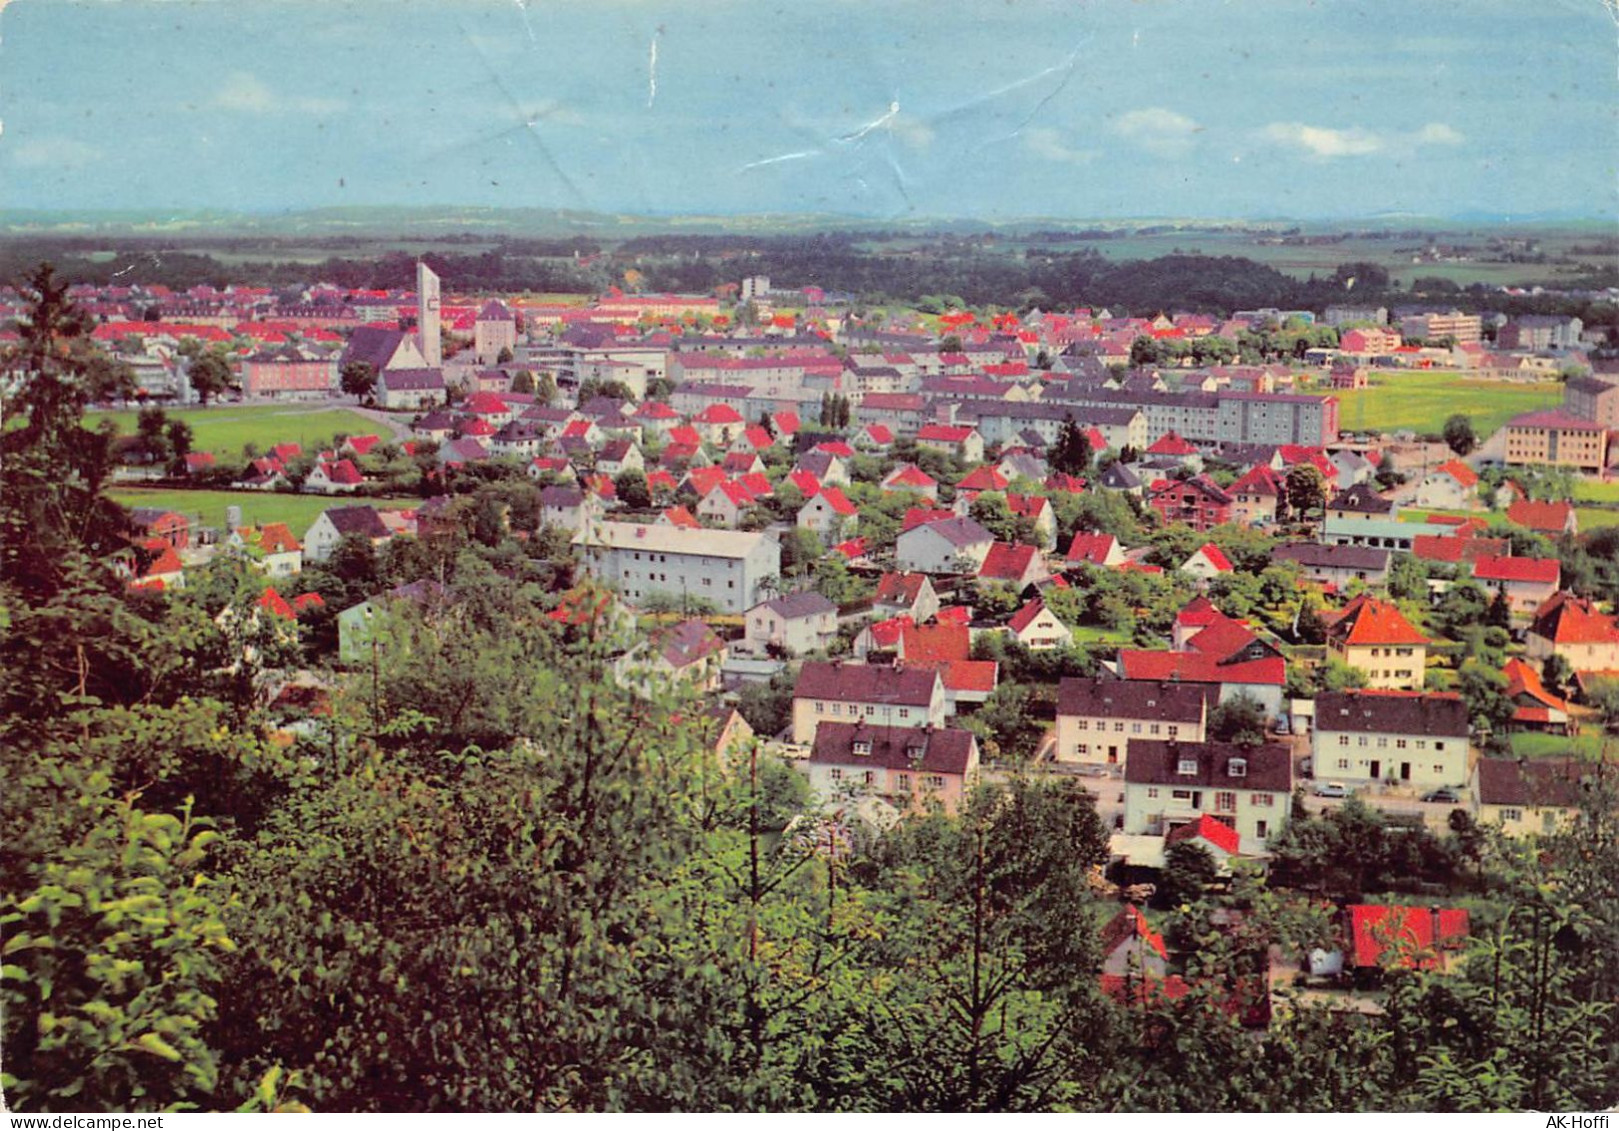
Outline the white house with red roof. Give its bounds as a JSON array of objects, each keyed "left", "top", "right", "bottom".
[
  {"left": 305, "top": 458, "right": 364, "bottom": 495},
  {"left": 916, "top": 423, "right": 985, "bottom": 464},
  {"left": 696, "top": 479, "right": 757, "bottom": 528},
  {"left": 1179, "top": 543, "right": 1234, "bottom": 582},
  {"left": 1228, "top": 464, "right": 1286, "bottom": 528},
  {"left": 977, "top": 542, "right": 1050, "bottom": 587},
  {"left": 881, "top": 463, "right": 940, "bottom": 501},
  {"left": 1525, "top": 592, "right": 1619, "bottom": 674},
  {"left": 872, "top": 571, "right": 940, "bottom": 623},
  {"left": 1472, "top": 555, "right": 1561, "bottom": 615},
  {"left": 1007, "top": 598, "right": 1072, "bottom": 650},
  {"left": 1145, "top": 430, "right": 1202, "bottom": 469},
  {"left": 1321, "top": 594, "right": 1430, "bottom": 690},
  {"left": 692, "top": 402, "right": 746, "bottom": 446},
  {"left": 798, "top": 487, "right": 859, "bottom": 542},
  {"left": 1066, "top": 532, "right": 1128, "bottom": 569},
  {"left": 1006, "top": 493, "right": 1057, "bottom": 551},
  {"left": 1414, "top": 459, "right": 1481, "bottom": 510}
]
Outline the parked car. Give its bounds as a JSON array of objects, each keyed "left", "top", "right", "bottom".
[
  {"left": 1313, "top": 781, "right": 1350, "bottom": 798},
  {"left": 1421, "top": 787, "right": 1461, "bottom": 804}
]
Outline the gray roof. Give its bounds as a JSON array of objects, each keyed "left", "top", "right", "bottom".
[
  {"left": 1125, "top": 739, "right": 1292, "bottom": 793},
  {"left": 341, "top": 326, "right": 406, "bottom": 372},
  {"left": 903, "top": 516, "right": 993, "bottom": 549},
  {"left": 1315, "top": 690, "right": 1469, "bottom": 739},
  {"left": 1271, "top": 543, "right": 1390, "bottom": 571},
  {"left": 321, "top": 504, "right": 390, "bottom": 539},
  {"left": 1057, "top": 677, "right": 1216, "bottom": 723},
  {"left": 760, "top": 591, "right": 837, "bottom": 619},
  {"left": 383, "top": 368, "right": 446, "bottom": 392}
]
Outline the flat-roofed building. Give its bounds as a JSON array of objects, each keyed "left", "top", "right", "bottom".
[{"left": 572, "top": 521, "right": 779, "bottom": 614}]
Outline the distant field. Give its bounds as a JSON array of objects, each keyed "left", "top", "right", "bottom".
[
  {"left": 109, "top": 487, "right": 419, "bottom": 534},
  {"left": 89, "top": 405, "right": 382, "bottom": 459},
  {"left": 1322, "top": 371, "right": 1562, "bottom": 437},
  {"left": 1574, "top": 506, "right": 1619, "bottom": 532},
  {"left": 1573, "top": 480, "right": 1619, "bottom": 504},
  {"left": 1507, "top": 731, "right": 1612, "bottom": 761}
]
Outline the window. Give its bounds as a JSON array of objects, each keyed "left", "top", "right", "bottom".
[
  {"left": 924, "top": 775, "right": 945, "bottom": 790},
  {"left": 1396, "top": 739, "right": 1407, "bottom": 749},
  {"left": 898, "top": 774, "right": 911, "bottom": 790},
  {"left": 1338, "top": 735, "right": 1350, "bottom": 746},
  {"left": 1131, "top": 723, "right": 1142, "bottom": 735},
  {"left": 866, "top": 705, "right": 876, "bottom": 716},
  {"left": 1172, "top": 789, "right": 1193, "bottom": 801},
  {"left": 1256, "top": 820, "right": 1269, "bottom": 839},
  {"left": 829, "top": 768, "right": 843, "bottom": 782},
  {"left": 1252, "top": 793, "right": 1274, "bottom": 807},
  {"left": 1215, "top": 791, "right": 1237, "bottom": 813},
  {"left": 852, "top": 741, "right": 872, "bottom": 756},
  {"left": 1147, "top": 787, "right": 1159, "bottom": 799},
  {"left": 1076, "top": 719, "right": 1089, "bottom": 731},
  {"left": 862, "top": 771, "right": 875, "bottom": 786},
  {"left": 1358, "top": 737, "right": 1368, "bottom": 747},
  {"left": 1337, "top": 758, "right": 1350, "bottom": 770},
  {"left": 1177, "top": 758, "right": 1198, "bottom": 775},
  {"left": 1076, "top": 743, "right": 1089, "bottom": 755},
  {"left": 816, "top": 702, "right": 824, "bottom": 714},
  {"left": 1167, "top": 725, "right": 1179, "bottom": 738},
  {"left": 1417, "top": 740, "right": 1428, "bottom": 750},
  {"left": 1501, "top": 808, "right": 1522, "bottom": 822},
  {"left": 1432, "top": 764, "right": 1443, "bottom": 774},
  {"left": 1114, "top": 722, "right": 1125, "bottom": 733},
  {"left": 1150, "top": 724, "right": 1161, "bottom": 736},
  {"left": 1377, "top": 737, "right": 1388, "bottom": 748},
  {"left": 1435, "top": 742, "right": 1446, "bottom": 751},
  {"left": 832, "top": 704, "right": 842, "bottom": 715},
  {"left": 1228, "top": 758, "right": 1247, "bottom": 778}
]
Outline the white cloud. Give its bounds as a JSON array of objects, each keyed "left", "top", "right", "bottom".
[
  {"left": 1109, "top": 107, "right": 1200, "bottom": 156},
  {"left": 889, "top": 112, "right": 935, "bottom": 151},
  {"left": 1024, "top": 126, "right": 1094, "bottom": 165},
  {"left": 214, "top": 71, "right": 343, "bottom": 115},
  {"left": 11, "top": 137, "right": 101, "bottom": 169},
  {"left": 1414, "top": 122, "right": 1465, "bottom": 146},
  {"left": 1262, "top": 120, "right": 1465, "bottom": 159}
]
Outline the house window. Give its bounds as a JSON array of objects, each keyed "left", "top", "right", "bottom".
[
  {"left": 1435, "top": 742, "right": 1446, "bottom": 751},
  {"left": 853, "top": 741, "right": 872, "bottom": 756},
  {"left": 1114, "top": 722, "right": 1125, "bottom": 733},
  {"left": 1358, "top": 737, "right": 1368, "bottom": 747},
  {"left": 1377, "top": 738, "right": 1388, "bottom": 748},
  {"left": 1501, "top": 808, "right": 1522, "bottom": 822},
  {"left": 898, "top": 774, "right": 911, "bottom": 790},
  {"left": 1150, "top": 724, "right": 1161, "bottom": 736},
  {"left": 1177, "top": 758, "right": 1198, "bottom": 775},
  {"left": 816, "top": 702, "right": 824, "bottom": 714},
  {"left": 1433, "top": 764, "right": 1443, "bottom": 774},
  {"left": 1147, "top": 788, "right": 1159, "bottom": 799},
  {"left": 1167, "top": 725, "right": 1179, "bottom": 738},
  {"left": 1076, "top": 743, "right": 1089, "bottom": 755},
  {"left": 1131, "top": 723, "right": 1142, "bottom": 735},
  {"left": 1228, "top": 758, "right": 1247, "bottom": 778},
  {"left": 1396, "top": 739, "right": 1407, "bottom": 749},
  {"left": 1252, "top": 793, "right": 1274, "bottom": 807},
  {"left": 1338, "top": 735, "right": 1349, "bottom": 746},
  {"left": 862, "top": 771, "right": 875, "bottom": 786},
  {"left": 899, "top": 709, "right": 910, "bottom": 719},
  {"left": 924, "top": 775, "right": 945, "bottom": 790},
  {"left": 832, "top": 704, "right": 842, "bottom": 715},
  {"left": 830, "top": 768, "right": 843, "bottom": 782},
  {"left": 1076, "top": 720, "right": 1089, "bottom": 731},
  {"left": 1337, "top": 758, "right": 1350, "bottom": 770},
  {"left": 1172, "top": 790, "right": 1193, "bottom": 801},
  {"left": 1256, "top": 820, "right": 1269, "bottom": 839},
  {"left": 1215, "top": 792, "right": 1237, "bottom": 813}
]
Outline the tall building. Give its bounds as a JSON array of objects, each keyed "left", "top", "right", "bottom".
[{"left": 416, "top": 261, "right": 442, "bottom": 368}]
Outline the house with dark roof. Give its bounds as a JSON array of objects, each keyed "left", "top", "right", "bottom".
[
  {"left": 1271, "top": 542, "right": 1390, "bottom": 588},
  {"left": 1055, "top": 677, "right": 1216, "bottom": 766},
  {"left": 1325, "top": 482, "right": 1395, "bottom": 523},
  {"left": 872, "top": 571, "right": 940, "bottom": 623},
  {"left": 378, "top": 367, "right": 447, "bottom": 410},
  {"left": 616, "top": 618, "right": 727, "bottom": 694},
  {"left": 746, "top": 590, "right": 838, "bottom": 657},
  {"left": 1123, "top": 739, "right": 1293, "bottom": 847},
  {"left": 1147, "top": 475, "right": 1232, "bottom": 532},
  {"left": 1472, "top": 756, "right": 1613, "bottom": 836},
  {"left": 1312, "top": 690, "right": 1471, "bottom": 790},
  {"left": 303, "top": 504, "right": 393, "bottom": 563},
  {"left": 791, "top": 660, "right": 946, "bottom": 743},
  {"left": 895, "top": 516, "right": 995, "bottom": 575},
  {"left": 802, "top": 721, "right": 980, "bottom": 815},
  {"left": 341, "top": 325, "right": 426, "bottom": 375}
]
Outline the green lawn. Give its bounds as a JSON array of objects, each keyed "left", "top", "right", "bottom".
[
  {"left": 1396, "top": 506, "right": 1483, "bottom": 525},
  {"left": 1507, "top": 730, "right": 1613, "bottom": 761},
  {"left": 89, "top": 405, "right": 384, "bottom": 459},
  {"left": 108, "top": 487, "right": 419, "bottom": 535},
  {"left": 1322, "top": 371, "right": 1562, "bottom": 438},
  {"left": 1069, "top": 623, "right": 1133, "bottom": 648},
  {"left": 1573, "top": 480, "right": 1619, "bottom": 504},
  {"left": 1574, "top": 506, "right": 1619, "bottom": 532}
]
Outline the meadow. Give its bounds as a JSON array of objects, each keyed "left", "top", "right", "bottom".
[
  {"left": 1572, "top": 480, "right": 1619, "bottom": 504},
  {"left": 89, "top": 404, "right": 384, "bottom": 458},
  {"left": 1321, "top": 371, "right": 1562, "bottom": 438},
  {"left": 109, "top": 487, "right": 419, "bottom": 534}
]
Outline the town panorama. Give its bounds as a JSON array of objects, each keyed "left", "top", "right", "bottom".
[{"left": 1, "top": 0, "right": 1616, "bottom": 1117}]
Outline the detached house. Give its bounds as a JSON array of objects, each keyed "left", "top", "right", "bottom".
[
  {"left": 791, "top": 660, "right": 947, "bottom": 744},
  {"left": 1312, "top": 690, "right": 1472, "bottom": 790},
  {"left": 1007, "top": 598, "right": 1072, "bottom": 650},
  {"left": 881, "top": 463, "right": 940, "bottom": 501},
  {"left": 872, "top": 571, "right": 940, "bottom": 623},
  {"left": 798, "top": 487, "right": 859, "bottom": 542},
  {"left": 1147, "top": 476, "right": 1233, "bottom": 533},
  {"left": 1414, "top": 459, "right": 1480, "bottom": 510},
  {"left": 1322, "top": 594, "right": 1429, "bottom": 690},
  {"left": 1525, "top": 592, "right": 1619, "bottom": 674},
  {"left": 977, "top": 542, "right": 1050, "bottom": 587},
  {"left": 746, "top": 591, "right": 839, "bottom": 657},
  {"left": 1066, "top": 532, "right": 1128, "bottom": 569},
  {"left": 1055, "top": 678, "right": 1215, "bottom": 767},
  {"left": 1228, "top": 464, "right": 1285, "bottom": 527},
  {"left": 1472, "top": 555, "right": 1560, "bottom": 615},
  {"left": 916, "top": 423, "right": 985, "bottom": 464},
  {"left": 305, "top": 459, "right": 364, "bottom": 495},
  {"left": 802, "top": 722, "right": 980, "bottom": 815},
  {"left": 896, "top": 517, "right": 995, "bottom": 575},
  {"left": 1123, "top": 739, "right": 1293, "bottom": 847},
  {"left": 1472, "top": 757, "right": 1606, "bottom": 837},
  {"left": 303, "top": 504, "right": 392, "bottom": 564},
  {"left": 1271, "top": 543, "right": 1390, "bottom": 589}
]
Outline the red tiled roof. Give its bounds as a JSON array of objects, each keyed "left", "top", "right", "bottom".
[
  {"left": 1146, "top": 430, "right": 1198, "bottom": 456},
  {"left": 1101, "top": 904, "right": 1167, "bottom": 960},
  {"left": 1007, "top": 598, "right": 1054, "bottom": 634},
  {"left": 1349, "top": 905, "right": 1469, "bottom": 969},
  {"left": 1325, "top": 594, "right": 1429, "bottom": 647},
  {"left": 1472, "top": 555, "right": 1560, "bottom": 586},
  {"left": 1530, "top": 592, "right": 1619, "bottom": 646},
  {"left": 902, "top": 506, "right": 957, "bottom": 532},
  {"left": 1433, "top": 458, "right": 1478, "bottom": 487},
  {"left": 917, "top": 424, "right": 975, "bottom": 443},
  {"left": 901, "top": 622, "right": 970, "bottom": 663},
  {"left": 258, "top": 587, "right": 296, "bottom": 620},
  {"left": 1117, "top": 650, "right": 1286, "bottom": 686},
  {"left": 788, "top": 469, "right": 822, "bottom": 496},
  {"left": 1506, "top": 499, "right": 1575, "bottom": 533},
  {"left": 977, "top": 542, "right": 1040, "bottom": 581},
  {"left": 956, "top": 466, "right": 1010, "bottom": 493},
  {"left": 1066, "top": 532, "right": 1120, "bottom": 566},
  {"left": 661, "top": 505, "right": 701, "bottom": 529},
  {"left": 1187, "top": 543, "right": 1233, "bottom": 572},
  {"left": 810, "top": 486, "right": 858, "bottom": 516},
  {"left": 1165, "top": 813, "right": 1241, "bottom": 855}
]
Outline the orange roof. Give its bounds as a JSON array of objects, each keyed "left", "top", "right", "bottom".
[
  {"left": 1100, "top": 904, "right": 1167, "bottom": 960},
  {"left": 1166, "top": 813, "right": 1241, "bottom": 855},
  {"left": 900, "top": 622, "right": 970, "bottom": 663},
  {"left": 1433, "top": 458, "right": 1478, "bottom": 487},
  {"left": 1326, "top": 594, "right": 1429, "bottom": 648},
  {"left": 1506, "top": 499, "right": 1574, "bottom": 533}
]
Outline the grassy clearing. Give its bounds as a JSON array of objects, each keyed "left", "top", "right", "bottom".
[
  {"left": 1324, "top": 371, "right": 1562, "bottom": 438},
  {"left": 1507, "top": 730, "right": 1613, "bottom": 761},
  {"left": 108, "top": 487, "right": 419, "bottom": 535},
  {"left": 89, "top": 405, "right": 383, "bottom": 459},
  {"left": 1574, "top": 506, "right": 1619, "bottom": 532},
  {"left": 1572, "top": 480, "right": 1619, "bottom": 504},
  {"left": 1069, "top": 624, "right": 1133, "bottom": 648}
]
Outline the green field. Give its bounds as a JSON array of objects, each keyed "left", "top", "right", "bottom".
[
  {"left": 1573, "top": 480, "right": 1619, "bottom": 504},
  {"left": 109, "top": 487, "right": 418, "bottom": 535},
  {"left": 1507, "top": 730, "right": 1613, "bottom": 761},
  {"left": 1324, "top": 371, "right": 1562, "bottom": 438},
  {"left": 1574, "top": 506, "right": 1619, "bottom": 532},
  {"left": 89, "top": 404, "right": 385, "bottom": 459}
]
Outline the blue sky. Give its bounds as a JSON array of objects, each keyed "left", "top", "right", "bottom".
[{"left": 1, "top": 0, "right": 1614, "bottom": 220}]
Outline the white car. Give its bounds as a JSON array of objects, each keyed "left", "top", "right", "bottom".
[{"left": 1313, "top": 781, "right": 1350, "bottom": 798}]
